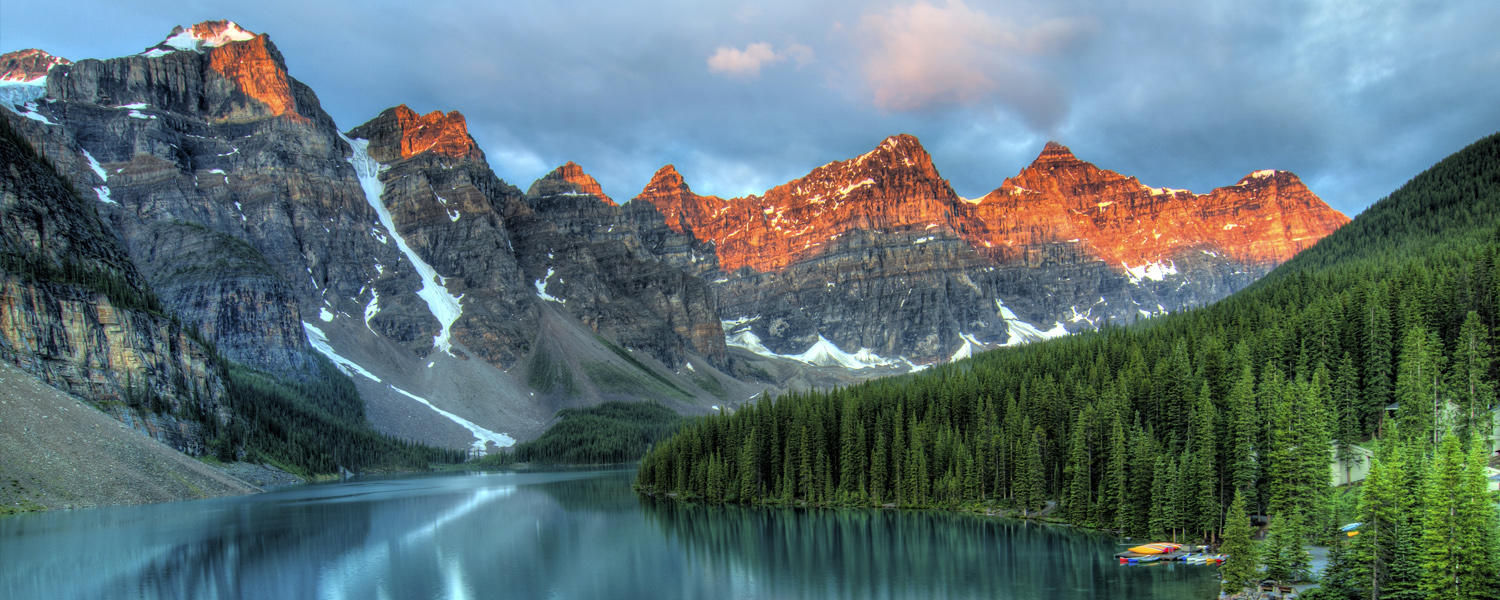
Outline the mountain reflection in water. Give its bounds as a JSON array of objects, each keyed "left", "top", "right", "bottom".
[{"left": 0, "top": 469, "right": 1216, "bottom": 599}]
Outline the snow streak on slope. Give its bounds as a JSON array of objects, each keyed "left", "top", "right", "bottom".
[
  {"left": 342, "top": 133, "right": 463, "bottom": 354},
  {"left": 79, "top": 149, "right": 116, "bottom": 204},
  {"left": 534, "top": 267, "right": 565, "bottom": 303},
  {"left": 387, "top": 385, "right": 515, "bottom": 451},
  {"left": 303, "top": 322, "right": 382, "bottom": 382}
]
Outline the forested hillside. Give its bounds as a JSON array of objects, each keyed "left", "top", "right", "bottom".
[
  {"left": 496, "top": 402, "right": 684, "bottom": 465},
  {"left": 637, "top": 133, "right": 1500, "bottom": 597}
]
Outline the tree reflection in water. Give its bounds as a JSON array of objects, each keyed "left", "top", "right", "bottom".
[{"left": 639, "top": 495, "right": 1218, "bottom": 599}]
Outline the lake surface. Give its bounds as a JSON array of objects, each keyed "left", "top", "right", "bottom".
[{"left": 0, "top": 469, "right": 1218, "bottom": 599}]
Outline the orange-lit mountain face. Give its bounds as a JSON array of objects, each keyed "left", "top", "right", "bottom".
[
  {"left": 545, "top": 162, "right": 614, "bottom": 205},
  {"left": 0, "top": 49, "right": 70, "bottom": 82},
  {"left": 354, "top": 104, "right": 484, "bottom": 163},
  {"left": 133, "top": 21, "right": 305, "bottom": 122},
  {"left": 969, "top": 142, "right": 1349, "bottom": 268},
  {"left": 638, "top": 136, "right": 1348, "bottom": 276},
  {"left": 633, "top": 135, "right": 1347, "bottom": 364},
  {"left": 204, "top": 35, "right": 301, "bottom": 122}
]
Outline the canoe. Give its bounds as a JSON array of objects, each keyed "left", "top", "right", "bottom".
[{"left": 1126, "top": 542, "right": 1181, "bottom": 555}]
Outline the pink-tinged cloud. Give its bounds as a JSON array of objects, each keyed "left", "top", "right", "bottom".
[
  {"left": 707, "top": 42, "right": 814, "bottom": 78},
  {"left": 858, "top": 0, "right": 1094, "bottom": 129},
  {"left": 708, "top": 42, "right": 781, "bottom": 77}
]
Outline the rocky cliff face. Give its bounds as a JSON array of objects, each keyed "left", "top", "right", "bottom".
[
  {"left": 347, "top": 104, "right": 538, "bottom": 366},
  {"left": 0, "top": 117, "right": 228, "bottom": 454},
  {"left": 516, "top": 162, "right": 726, "bottom": 366},
  {"left": 0, "top": 23, "right": 739, "bottom": 449},
  {"left": 637, "top": 135, "right": 1349, "bottom": 365}
]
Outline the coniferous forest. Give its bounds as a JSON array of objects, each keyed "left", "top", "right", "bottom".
[{"left": 636, "top": 133, "right": 1500, "bottom": 598}]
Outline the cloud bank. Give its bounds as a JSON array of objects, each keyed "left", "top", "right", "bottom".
[{"left": 0, "top": 0, "right": 1496, "bottom": 217}]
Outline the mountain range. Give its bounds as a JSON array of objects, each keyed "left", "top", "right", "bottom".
[{"left": 0, "top": 20, "right": 1347, "bottom": 454}]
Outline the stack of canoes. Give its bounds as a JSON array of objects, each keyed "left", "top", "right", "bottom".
[
  {"left": 1115, "top": 542, "right": 1183, "bottom": 563},
  {"left": 1114, "top": 543, "right": 1229, "bottom": 565},
  {"left": 1181, "top": 553, "right": 1228, "bottom": 565}
]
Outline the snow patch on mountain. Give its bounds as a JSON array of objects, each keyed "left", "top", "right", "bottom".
[
  {"left": 78, "top": 149, "right": 116, "bottom": 205},
  {"left": 949, "top": 332, "right": 986, "bottom": 362},
  {"left": 723, "top": 321, "right": 907, "bottom": 370},
  {"left": 995, "top": 299, "right": 1069, "bottom": 346},
  {"left": 142, "top": 21, "right": 256, "bottom": 56},
  {"left": 342, "top": 133, "right": 464, "bottom": 354},
  {"left": 303, "top": 322, "right": 381, "bottom": 382},
  {"left": 787, "top": 336, "right": 905, "bottom": 369},
  {"left": 387, "top": 385, "right": 515, "bottom": 452},
  {"left": 534, "top": 267, "right": 565, "bottom": 303},
  {"left": 363, "top": 289, "right": 380, "bottom": 332},
  {"left": 1123, "top": 260, "right": 1178, "bottom": 284},
  {"left": 0, "top": 79, "right": 55, "bottom": 125}
]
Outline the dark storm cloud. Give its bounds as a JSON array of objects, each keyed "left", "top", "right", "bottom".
[{"left": 2, "top": 0, "right": 1495, "bottom": 215}]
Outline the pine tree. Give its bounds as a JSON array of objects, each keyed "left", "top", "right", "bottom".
[
  {"left": 737, "top": 435, "right": 757, "bottom": 502},
  {"left": 1419, "top": 436, "right": 1500, "bottom": 599},
  {"left": 1418, "top": 435, "right": 1468, "bottom": 599},
  {"left": 1456, "top": 440, "right": 1500, "bottom": 598},
  {"left": 1015, "top": 426, "right": 1045, "bottom": 516},
  {"left": 1451, "top": 311, "right": 1495, "bottom": 445},
  {"left": 1365, "top": 288, "right": 1395, "bottom": 435},
  {"left": 1383, "top": 443, "right": 1430, "bottom": 600},
  {"left": 1227, "top": 364, "right": 1260, "bottom": 509},
  {"left": 1264, "top": 510, "right": 1311, "bottom": 583},
  {"left": 1107, "top": 415, "right": 1129, "bottom": 532},
  {"left": 1063, "top": 411, "right": 1092, "bottom": 524},
  {"left": 1395, "top": 324, "right": 1443, "bottom": 449},
  {"left": 1188, "top": 382, "right": 1221, "bottom": 541},
  {"left": 1349, "top": 441, "right": 1401, "bottom": 599},
  {"left": 1220, "top": 490, "right": 1259, "bottom": 595},
  {"left": 1297, "top": 367, "right": 1334, "bottom": 536},
  {"left": 870, "top": 422, "right": 889, "bottom": 505},
  {"left": 1266, "top": 375, "right": 1299, "bottom": 518},
  {"left": 1333, "top": 351, "right": 1364, "bottom": 483},
  {"left": 1149, "top": 454, "right": 1173, "bottom": 538}
]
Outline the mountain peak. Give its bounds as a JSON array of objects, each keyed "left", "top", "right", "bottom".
[
  {"left": 644, "top": 164, "right": 688, "bottom": 194},
  {"left": 537, "top": 161, "right": 613, "bottom": 205},
  {"left": 143, "top": 20, "right": 258, "bottom": 57},
  {"left": 0, "top": 49, "right": 70, "bottom": 82},
  {"left": 1236, "top": 169, "right": 1290, "bottom": 185},
  {"left": 1034, "top": 141, "right": 1080, "bottom": 164},
  {"left": 852, "top": 133, "right": 932, "bottom": 168},
  {"left": 348, "top": 105, "right": 483, "bottom": 162}
]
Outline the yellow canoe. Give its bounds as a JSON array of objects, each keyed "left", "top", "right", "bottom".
[{"left": 1127, "top": 543, "right": 1182, "bottom": 555}]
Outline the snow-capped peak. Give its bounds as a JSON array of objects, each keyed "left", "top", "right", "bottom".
[
  {"left": 141, "top": 20, "right": 257, "bottom": 57},
  {"left": 0, "top": 49, "right": 71, "bottom": 83}
]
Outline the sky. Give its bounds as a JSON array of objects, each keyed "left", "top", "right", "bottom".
[{"left": 2, "top": 0, "right": 1497, "bottom": 217}]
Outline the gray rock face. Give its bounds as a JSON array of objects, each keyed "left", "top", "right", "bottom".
[
  {"left": 131, "top": 220, "right": 316, "bottom": 376},
  {"left": 0, "top": 115, "right": 228, "bottom": 454},
  {"left": 8, "top": 31, "right": 426, "bottom": 380},
  {"left": 514, "top": 163, "right": 727, "bottom": 367},
  {"left": 348, "top": 105, "right": 538, "bottom": 366}
]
